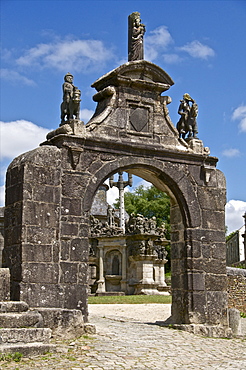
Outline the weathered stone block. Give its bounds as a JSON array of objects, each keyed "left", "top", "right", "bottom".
[
  {"left": 63, "top": 284, "right": 88, "bottom": 320},
  {"left": 0, "top": 328, "right": 52, "bottom": 343},
  {"left": 201, "top": 209, "right": 225, "bottom": 230},
  {"left": 25, "top": 226, "right": 56, "bottom": 244},
  {"left": 197, "top": 187, "right": 226, "bottom": 210},
  {"left": 205, "top": 273, "right": 227, "bottom": 291},
  {"left": 60, "top": 262, "right": 78, "bottom": 283},
  {"left": 188, "top": 241, "right": 202, "bottom": 259},
  {"left": 2, "top": 245, "right": 21, "bottom": 276},
  {"left": 0, "top": 268, "right": 10, "bottom": 300},
  {"left": 78, "top": 263, "right": 87, "bottom": 283},
  {"left": 0, "top": 301, "right": 28, "bottom": 313},
  {"left": 35, "top": 308, "right": 85, "bottom": 338},
  {"left": 5, "top": 184, "right": 23, "bottom": 206},
  {"left": 23, "top": 201, "right": 59, "bottom": 228},
  {"left": 62, "top": 173, "right": 88, "bottom": 198},
  {"left": 190, "top": 292, "right": 206, "bottom": 323},
  {"left": 19, "top": 283, "right": 65, "bottom": 308},
  {"left": 203, "top": 258, "right": 226, "bottom": 274},
  {"left": 60, "top": 222, "right": 79, "bottom": 237},
  {"left": 33, "top": 184, "right": 60, "bottom": 203},
  {"left": 22, "top": 263, "right": 59, "bottom": 284},
  {"left": 4, "top": 225, "right": 23, "bottom": 246},
  {"left": 4, "top": 203, "right": 22, "bottom": 227},
  {"left": 228, "top": 308, "right": 242, "bottom": 336},
  {"left": 22, "top": 244, "right": 53, "bottom": 263},
  {"left": 0, "top": 343, "right": 56, "bottom": 356},
  {"left": 211, "top": 242, "right": 226, "bottom": 260},
  {"left": 0, "top": 310, "right": 43, "bottom": 328},
  {"left": 188, "top": 272, "right": 205, "bottom": 291},
  {"left": 70, "top": 238, "right": 88, "bottom": 262},
  {"left": 6, "top": 165, "right": 24, "bottom": 187},
  {"left": 207, "top": 291, "right": 228, "bottom": 325},
  {"left": 61, "top": 197, "right": 82, "bottom": 216},
  {"left": 170, "top": 242, "right": 185, "bottom": 259}
]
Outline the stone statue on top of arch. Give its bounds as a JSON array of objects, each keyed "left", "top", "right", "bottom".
[
  {"left": 176, "top": 93, "right": 198, "bottom": 140},
  {"left": 60, "top": 72, "right": 81, "bottom": 125},
  {"left": 128, "top": 12, "right": 146, "bottom": 61}
]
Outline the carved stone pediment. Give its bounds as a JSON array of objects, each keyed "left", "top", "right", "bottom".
[{"left": 91, "top": 60, "right": 174, "bottom": 94}]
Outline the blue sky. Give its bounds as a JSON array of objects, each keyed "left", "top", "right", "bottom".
[{"left": 1, "top": 0, "right": 246, "bottom": 233}]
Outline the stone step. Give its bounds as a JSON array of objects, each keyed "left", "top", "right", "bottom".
[
  {"left": 0, "top": 328, "right": 52, "bottom": 344},
  {"left": 0, "top": 310, "right": 43, "bottom": 328},
  {"left": 0, "top": 301, "right": 29, "bottom": 313},
  {"left": 0, "top": 343, "right": 56, "bottom": 356}
]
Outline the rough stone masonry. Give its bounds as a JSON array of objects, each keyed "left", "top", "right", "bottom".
[{"left": 3, "top": 13, "right": 231, "bottom": 337}]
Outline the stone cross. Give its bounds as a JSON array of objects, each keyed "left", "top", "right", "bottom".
[{"left": 109, "top": 172, "right": 132, "bottom": 233}]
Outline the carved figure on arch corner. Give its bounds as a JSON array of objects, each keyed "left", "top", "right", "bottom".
[
  {"left": 60, "top": 72, "right": 81, "bottom": 124},
  {"left": 176, "top": 93, "right": 198, "bottom": 139}
]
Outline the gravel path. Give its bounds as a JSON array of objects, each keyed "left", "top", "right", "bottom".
[{"left": 1, "top": 304, "right": 245, "bottom": 370}]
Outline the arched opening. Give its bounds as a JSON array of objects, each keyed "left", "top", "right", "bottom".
[{"left": 85, "top": 157, "right": 198, "bottom": 324}]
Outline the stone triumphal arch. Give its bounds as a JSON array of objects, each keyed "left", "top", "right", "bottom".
[{"left": 4, "top": 57, "right": 230, "bottom": 336}]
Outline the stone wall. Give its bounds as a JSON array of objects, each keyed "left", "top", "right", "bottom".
[
  {"left": 0, "top": 207, "right": 4, "bottom": 267},
  {"left": 227, "top": 267, "right": 246, "bottom": 314}
]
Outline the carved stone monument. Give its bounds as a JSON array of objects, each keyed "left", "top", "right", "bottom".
[{"left": 3, "top": 13, "right": 231, "bottom": 337}]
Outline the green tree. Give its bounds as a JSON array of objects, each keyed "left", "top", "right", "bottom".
[{"left": 114, "top": 184, "right": 170, "bottom": 237}]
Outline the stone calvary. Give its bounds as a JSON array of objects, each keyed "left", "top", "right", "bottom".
[{"left": 3, "top": 12, "right": 233, "bottom": 338}]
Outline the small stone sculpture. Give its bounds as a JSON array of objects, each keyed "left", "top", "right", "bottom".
[
  {"left": 176, "top": 93, "right": 198, "bottom": 139},
  {"left": 60, "top": 73, "right": 81, "bottom": 124},
  {"left": 128, "top": 12, "right": 145, "bottom": 61},
  {"left": 107, "top": 205, "right": 115, "bottom": 227}
]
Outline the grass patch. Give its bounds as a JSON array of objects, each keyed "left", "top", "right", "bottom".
[
  {"left": 88, "top": 294, "right": 172, "bottom": 304},
  {"left": 0, "top": 352, "right": 23, "bottom": 362}
]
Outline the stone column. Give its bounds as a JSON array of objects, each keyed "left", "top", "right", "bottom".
[
  {"left": 158, "top": 263, "right": 166, "bottom": 287},
  {"left": 120, "top": 245, "right": 127, "bottom": 292},
  {"left": 96, "top": 246, "right": 105, "bottom": 293}
]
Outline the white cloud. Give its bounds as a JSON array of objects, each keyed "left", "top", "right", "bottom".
[
  {"left": 134, "top": 178, "right": 152, "bottom": 189},
  {"left": 162, "top": 53, "right": 182, "bottom": 64},
  {"left": 225, "top": 200, "right": 246, "bottom": 234},
  {"left": 145, "top": 26, "right": 173, "bottom": 61},
  {"left": 16, "top": 39, "right": 114, "bottom": 73},
  {"left": 222, "top": 148, "right": 240, "bottom": 158},
  {"left": 0, "top": 120, "right": 50, "bottom": 160},
  {"left": 178, "top": 40, "right": 215, "bottom": 60},
  {"left": 232, "top": 105, "right": 246, "bottom": 132},
  {"left": 106, "top": 186, "right": 120, "bottom": 206},
  {"left": 80, "top": 109, "right": 94, "bottom": 123},
  {"left": 0, "top": 68, "right": 35, "bottom": 86}
]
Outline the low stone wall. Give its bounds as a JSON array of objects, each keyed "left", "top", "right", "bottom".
[{"left": 227, "top": 267, "right": 246, "bottom": 314}]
